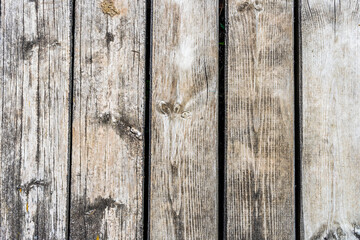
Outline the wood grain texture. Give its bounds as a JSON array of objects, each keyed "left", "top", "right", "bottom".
[
  {"left": 150, "top": 0, "right": 218, "bottom": 239},
  {"left": 301, "top": 1, "right": 360, "bottom": 239},
  {"left": 226, "top": 0, "right": 294, "bottom": 239},
  {"left": 70, "top": 0, "right": 146, "bottom": 239},
  {"left": 0, "top": 0, "right": 71, "bottom": 239}
]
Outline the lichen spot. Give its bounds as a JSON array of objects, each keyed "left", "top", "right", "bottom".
[
  {"left": 26, "top": 202, "right": 29, "bottom": 212},
  {"left": 176, "top": 38, "right": 195, "bottom": 70},
  {"left": 100, "top": 0, "right": 120, "bottom": 17}
]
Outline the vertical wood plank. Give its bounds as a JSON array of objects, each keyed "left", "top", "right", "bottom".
[
  {"left": 150, "top": 0, "right": 219, "bottom": 239},
  {"left": 70, "top": 0, "right": 146, "bottom": 239},
  {"left": 301, "top": 1, "right": 360, "bottom": 239},
  {"left": 0, "top": 0, "right": 71, "bottom": 239},
  {"left": 226, "top": 0, "right": 295, "bottom": 239}
]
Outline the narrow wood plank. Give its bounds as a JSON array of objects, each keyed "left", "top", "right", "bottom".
[
  {"left": 226, "top": 0, "right": 295, "bottom": 239},
  {"left": 301, "top": 1, "right": 360, "bottom": 239},
  {"left": 150, "top": 1, "right": 218, "bottom": 239},
  {"left": 70, "top": 0, "right": 146, "bottom": 239},
  {"left": 0, "top": 0, "right": 71, "bottom": 239}
]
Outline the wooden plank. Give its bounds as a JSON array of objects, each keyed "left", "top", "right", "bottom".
[
  {"left": 301, "top": 1, "right": 360, "bottom": 239},
  {"left": 226, "top": 0, "right": 295, "bottom": 239},
  {"left": 69, "top": 0, "right": 146, "bottom": 239},
  {"left": 0, "top": 0, "right": 71, "bottom": 239},
  {"left": 150, "top": 1, "right": 218, "bottom": 239}
]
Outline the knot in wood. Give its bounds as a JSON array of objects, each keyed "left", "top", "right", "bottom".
[
  {"left": 157, "top": 101, "right": 191, "bottom": 119},
  {"left": 237, "top": 1, "right": 263, "bottom": 12}
]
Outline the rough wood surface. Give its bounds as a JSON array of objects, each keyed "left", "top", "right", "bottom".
[
  {"left": 69, "top": 0, "right": 146, "bottom": 239},
  {"left": 226, "top": 0, "right": 294, "bottom": 239},
  {"left": 150, "top": 0, "right": 219, "bottom": 239},
  {"left": 301, "top": 1, "right": 360, "bottom": 239},
  {"left": 0, "top": 0, "right": 71, "bottom": 239}
]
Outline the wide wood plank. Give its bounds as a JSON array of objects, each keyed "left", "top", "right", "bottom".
[
  {"left": 150, "top": 0, "right": 219, "bottom": 239},
  {"left": 301, "top": 1, "right": 360, "bottom": 239},
  {"left": 226, "top": 0, "right": 295, "bottom": 239},
  {"left": 0, "top": 0, "right": 71, "bottom": 239},
  {"left": 69, "top": 0, "right": 146, "bottom": 239}
]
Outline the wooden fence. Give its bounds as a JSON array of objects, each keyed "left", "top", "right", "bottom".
[{"left": 1, "top": 0, "right": 359, "bottom": 239}]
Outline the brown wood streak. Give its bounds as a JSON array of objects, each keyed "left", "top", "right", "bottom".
[
  {"left": 69, "top": 0, "right": 146, "bottom": 239},
  {"left": 301, "top": 0, "right": 360, "bottom": 239},
  {"left": 226, "top": 0, "right": 294, "bottom": 239},
  {"left": 150, "top": 0, "right": 218, "bottom": 239},
  {"left": 0, "top": 0, "right": 71, "bottom": 239}
]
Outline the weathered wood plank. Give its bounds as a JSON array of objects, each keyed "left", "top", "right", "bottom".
[
  {"left": 226, "top": 0, "right": 295, "bottom": 239},
  {"left": 150, "top": 0, "right": 219, "bottom": 239},
  {"left": 69, "top": 0, "right": 146, "bottom": 239},
  {"left": 0, "top": 0, "right": 71, "bottom": 239},
  {"left": 301, "top": 1, "right": 360, "bottom": 239}
]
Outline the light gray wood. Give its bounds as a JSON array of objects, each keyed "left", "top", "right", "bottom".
[
  {"left": 301, "top": 1, "right": 360, "bottom": 239},
  {"left": 69, "top": 0, "right": 146, "bottom": 239},
  {"left": 0, "top": 0, "right": 71, "bottom": 239},
  {"left": 150, "top": 0, "right": 218, "bottom": 239},
  {"left": 226, "top": 0, "right": 295, "bottom": 239}
]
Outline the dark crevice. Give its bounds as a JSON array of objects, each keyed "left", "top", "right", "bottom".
[
  {"left": 218, "top": 0, "right": 227, "bottom": 239},
  {"left": 143, "top": 0, "right": 152, "bottom": 239},
  {"left": 294, "top": 0, "right": 302, "bottom": 239},
  {"left": 67, "top": 0, "right": 76, "bottom": 239}
]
